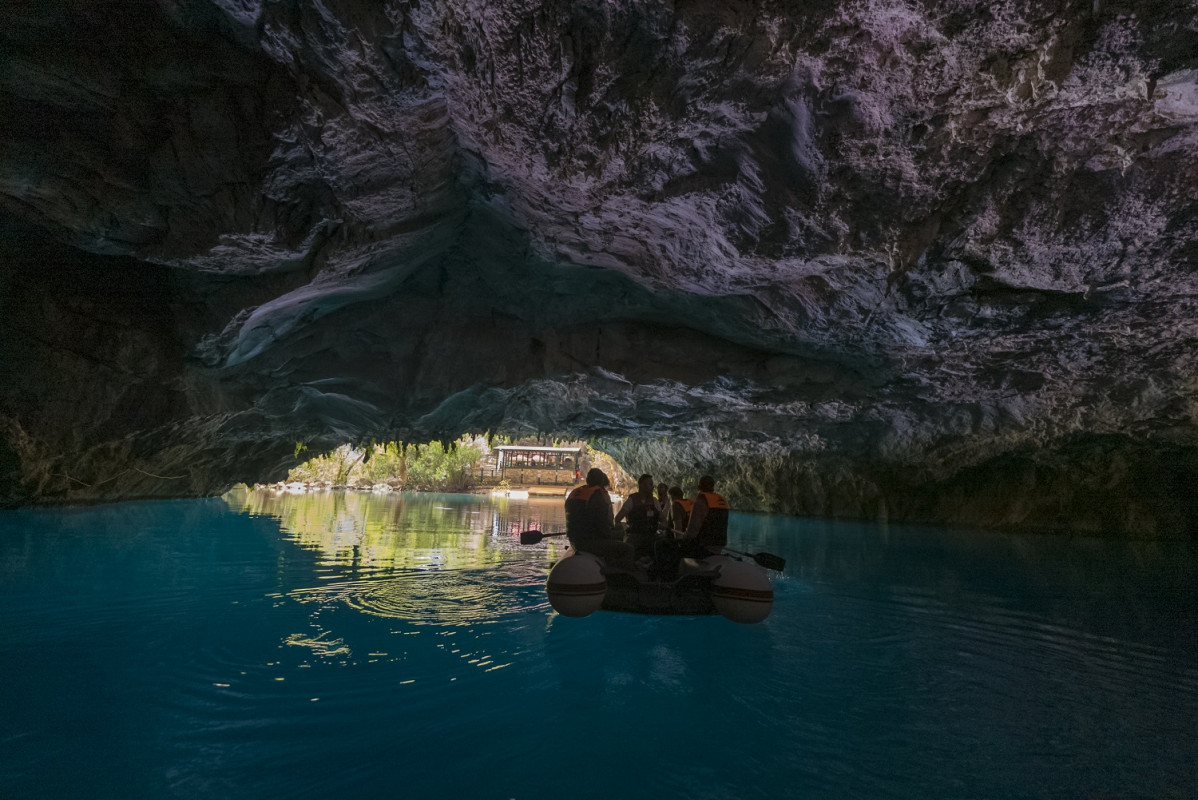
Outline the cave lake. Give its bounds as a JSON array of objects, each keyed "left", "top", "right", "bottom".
[{"left": 1, "top": 490, "right": 1194, "bottom": 799}]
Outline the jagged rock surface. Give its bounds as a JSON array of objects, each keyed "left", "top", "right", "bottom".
[{"left": 1, "top": 0, "right": 1196, "bottom": 535}]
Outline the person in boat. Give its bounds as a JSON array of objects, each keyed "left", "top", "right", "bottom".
[
  {"left": 614, "top": 473, "right": 663, "bottom": 558},
  {"left": 655, "top": 482, "right": 669, "bottom": 524},
  {"left": 565, "top": 468, "right": 634, "bottom": 564},
  {"left": 666, "top": 486, "right": 691, "bottom": 535},
  {"left": 678, "top": 475, "right": 729, "bottom": 558},
  {"left": 646, "top": 481, "right": 713, "bottom": 580}
]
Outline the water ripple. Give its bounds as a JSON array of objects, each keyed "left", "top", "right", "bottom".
[{"left": 288, "top": 567, "right": 550, "bottom": 625}]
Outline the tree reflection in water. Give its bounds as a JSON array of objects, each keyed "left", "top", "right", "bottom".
[{"left": 224, "top": 488, "right": 570, "bottom": 625}]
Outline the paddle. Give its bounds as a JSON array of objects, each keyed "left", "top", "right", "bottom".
[
  {"left": 724, "top": 547, "right": 786, "bottom": 571},
  {"left": 519, "top": 529, "right": 568, "bottom": 545}
]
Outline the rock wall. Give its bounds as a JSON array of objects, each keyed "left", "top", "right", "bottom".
[
  {"left": 0, "top": 0, "right": 1196, "bottom": 535},
  {"left": 603, "top": 434, "right": 1198, "bottom": 537}
]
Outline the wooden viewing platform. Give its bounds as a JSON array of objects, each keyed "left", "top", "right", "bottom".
[{"left": 470, "top": 445, "right": 586, "bottom": 495}]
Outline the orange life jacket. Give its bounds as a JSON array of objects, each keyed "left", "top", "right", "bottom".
[
  {"left": 565, "top": 485, "right": 611, "bottom": 542},
  {"left": 694, "top": 491, "right": 729, "bottom": 548},
  {"left": 671, "top": 498, "right": 694, "bottom": 532},
  {"left": 568, "top": 485, "right": 603, "bottom": 502}
]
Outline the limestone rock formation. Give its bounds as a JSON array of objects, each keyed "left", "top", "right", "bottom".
[{"left": 1, "top": 0, "right": 1196, "bottom": 535}]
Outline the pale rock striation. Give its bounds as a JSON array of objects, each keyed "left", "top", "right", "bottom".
[{"left": 0, "top": 0, "right": 1196, "bottom": 535}]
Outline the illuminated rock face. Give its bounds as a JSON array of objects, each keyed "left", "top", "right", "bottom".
[{"left": 1, "top": 1, "right": 1196, "bottom": 534}]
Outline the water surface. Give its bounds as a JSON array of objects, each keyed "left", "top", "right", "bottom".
[{"left": 1, "top": 490, "right": 1194, "bottom": 799}]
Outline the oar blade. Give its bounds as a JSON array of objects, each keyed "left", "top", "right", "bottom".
[
  {"left": 519, "top": 530, "right": 544, "bottom": 545},
  {"left": 752, "top": 552, "right": 786, "bottom": 571}
]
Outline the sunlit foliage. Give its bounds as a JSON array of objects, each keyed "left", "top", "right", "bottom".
[{"left": 287, "top": 438, "right": 483, "bottom": 491}]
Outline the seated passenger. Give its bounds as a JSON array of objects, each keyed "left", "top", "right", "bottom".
[
  {"left": 647, "top": 479, "right": 717, "bottom": 580},
  {"left": 679, "top": 475, "right": 729, "bottom": 559},
  {"left": 565, "top": 468, "right": 634, "bottom": 565},
  {"left": 667, "top": 486, "right": 691, "bottom": 535},
  {"left": 614, "top": 473, "right": 663, "bottom": 559}
]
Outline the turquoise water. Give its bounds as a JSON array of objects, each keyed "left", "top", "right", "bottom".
[{"left": 1, "top": 490, "right": 1194, "bottom": 799}]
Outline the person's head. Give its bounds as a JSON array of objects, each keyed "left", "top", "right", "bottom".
[
  {"left": 586, "top": 467, "right": 609, "bottom": 487},
  {"left": 656, "top": 482, "right": 667, "bottom": 497},
  {"left": 697, "top": 475, "right": 715, "bottom": 493},
  {"left": 668, "top": 486, "right": 683, "bottom": 500},
  {"left": 637, "top": 473, "right": 654, "bottom": 494}
]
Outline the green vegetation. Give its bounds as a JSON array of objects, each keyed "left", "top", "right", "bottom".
[
  {"left": 284, "top": 434, "right": 633, "bottom": 495},
  {"left": 287, "top": 438, "right": 484, "bottom": 492}
]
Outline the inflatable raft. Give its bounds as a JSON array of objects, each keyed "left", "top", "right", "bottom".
[{"left": 544, "top": 548, "right": 775, "bottom": 624}]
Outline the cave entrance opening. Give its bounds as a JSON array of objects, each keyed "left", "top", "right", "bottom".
[{"left": 274, "top": 436, "right": 632, "bottom": 496}]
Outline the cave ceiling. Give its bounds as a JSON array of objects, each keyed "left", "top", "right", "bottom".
[{"left": 1, "top": 0, "right": 1196, "bottom": 534}]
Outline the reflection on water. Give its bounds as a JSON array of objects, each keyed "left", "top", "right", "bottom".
[
  {"left": 230, "top": 487, "right": 566, "bottom": 561},
  {"left": 225, "top": 488, "right": 570, "bottom": 626},
  {"left": 1, "top": 495, "right": 1195, "bottom": 799}
]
